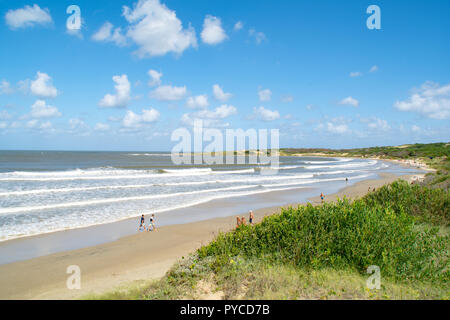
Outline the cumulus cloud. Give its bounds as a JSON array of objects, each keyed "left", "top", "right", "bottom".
[
  {"left": 69, "top": 118, "right": 85, "bottom": 129},
  {"left": 350, "top": 71, "right": 362, "bottom": 77},
  {"left": 122, "top": 108, "right": 160, "bottom": 129},
  {"left": 394, "top": 82, "right": 450, "bottom": 119},
  {"left": 367, "top": 118, "right": 390, "bottom": 131},
  {"left": 0, "top": 80, "right": 14, "bottom": 95},
  {"left": 181, "top": 104, "right": 237, "bottom": 127},
  {"left": 251, "top": 106, "right": 280, "bottom": 121},
  {"left": 99, "top": 74, "right": 131, "bottom": 108},
  {"left": 94, "top": 123, "right": 110, "bottom": 131},
  {"left": 5, "top": 4, "right": 52, "bottom": 29},
  {"left": 92, "top": 22, "right": 127, "bottom": 46},
  {"left": 30, "top": 72, "right": 58, "bottom": 98},
  {"left": 0, "top": 110, "right": 12, "bottom": 120},
  {"left": 122, "top": 0, "right": 197, "bottom": 57},
  {"left": 150, "top": 85, "right": 187, "bottom": 101},
  {"left": 26, "top": 119, "right": 54, "bottom": 132},
  {"left": 281, "top": 95, "right": 294, "bottom": 103},
  {"left": 326, "top": 122, "right": 349, "bottom": 134},
  {"left": 148, "top": 69, "right": 162, "bottom": 87},
  {"left": 26, "top": 100, "right": 61, "bottom": 119},
  {"left": 201, "top": 15, "right": 227, "bottom": 45},
  {"left": 212, "top": 84, "right": 232, "bottom": 102},
  {"left": 338, "top": 96, "right": 359, "bottom": 107},
  {"left": 186, "top": 95, "right": 209, "bottom": 109},
  {"left": 249, "top": 28, "right": 266, "bottom": 44},
  {"left": 258, "top": 88, "right": 272, "bottom": 102},
  {"left": 370, "top": 65, "right": 379, "bottom": 73},
  {"left": 234, "top": 21, "right": 243, "bottom": 31}
]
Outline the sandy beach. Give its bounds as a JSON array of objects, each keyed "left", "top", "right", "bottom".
[{"left": 0, "top": 171, "right": 424, "bottom": 300}]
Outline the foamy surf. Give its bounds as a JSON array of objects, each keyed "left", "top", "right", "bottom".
[{"left": 0, "top": 154, "right": 399, "bottom": 242}]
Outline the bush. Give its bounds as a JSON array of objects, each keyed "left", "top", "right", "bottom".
[
  {"left": 363, "top": 180, "right": 449, "bottom": 226},
  {"left": 199, "top": 197, "right": 448, "bottom": 283}
]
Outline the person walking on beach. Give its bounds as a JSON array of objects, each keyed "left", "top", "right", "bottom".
[
  {"left": 345, "top": 177, "right": 348, "bottom": 184},
  {"left": 138, "top": 214, "right": 145, "bottom": 232},
  {"left": 236, "top": 216, "right": 241, "bottom": 228},
  {"left": 249, "top": 210, "right": 254, "bottom": 225},
  {"left": 148, "top": 214, "right": 156, "bottom": 231},
  {"left": 320, "top": 192, "right": 324, "bottom": 203}
]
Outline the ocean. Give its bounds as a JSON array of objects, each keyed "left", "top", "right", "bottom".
[{"left": 0, "top": 150, "right": 419, "bottom": 243}]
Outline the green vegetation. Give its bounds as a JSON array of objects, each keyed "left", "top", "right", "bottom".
[
  {"left": 363, "top": 180, "right": 449, "bottom": 226},
  {"left": 281, "top": 142, "right": 450, "bottom": 188},
  {"left": 280, "top": 142, "right": 449, "bottom": 160},
  {"left": 87, "top": 181, "right": 449, "bottom": 300}
]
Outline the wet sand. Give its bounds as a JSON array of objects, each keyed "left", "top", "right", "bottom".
[{"left": 0, "top": 172, "right": 422, "bottom": 300}]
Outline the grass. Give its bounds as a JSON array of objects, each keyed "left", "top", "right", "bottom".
[{"left": 86, "top": 180, "right": 449, "bottom": 300}]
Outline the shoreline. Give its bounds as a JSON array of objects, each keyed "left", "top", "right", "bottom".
[{"left": 0, "top": 171, "right": 422, "bottom": 300}]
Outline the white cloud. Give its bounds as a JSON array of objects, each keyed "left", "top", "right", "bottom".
[
  {"left": 252, "top": 106, "right": 280, "bottom": 121},
  {"left": 122, "top": 0, "right": 197, "bottom": 57},
  {"left": 186, "top": 95, "right": 209, "bottom": 109},
  {"left": 212, "top": 84, "right": 232, "bottom": 102},
  {"left": 326, "top": 122, "right": 349, "bottom": 134},
  {"left": 249, "top": 29, "right": 266, "bottom": 44},
  {"left": 150, "top": 85, "right": 187, "bottom": 101},
  {"left": 26, "top": 119, "right": 54, "bottom": 132},
  {"left": 367, "top": 118, "right": 390, "bottom": 131},
  {"left": 338, "top": 96, "right": 359, "bottom": 107},
  {"left": 281, "top": 95, "right": 293, "bottom": 103},
  {"left": 30, "top": 72, "right": 58, "bottom": 98},
  {"left": 197, "top": 104, "right": 237, "bottom": 119},
  {"left": 95, "top": 123, "right": 110, "bottom": 131},
  {"left": 5, "top": 4, "right": 52, "bottom": 29},
  {"left": 92, "top": 22, "right": 127, "bottom": 46},
  {"left": 27, "top": 100, "right": 61, "bottom": 119},
  {"left": 122, "top": 108, "right": 160, "bottom": 129},
  {"left": 148, "top": 69, "right": 162, "bottom": 87},
  {"left": 0, "top": 110, "right": 12, "bottom": 120},
  {"left": 201, "top": 15, "right": 227, "bottom": 45},
  {"left": 38, "top": 121, "right": 53, "bottom": 130},
  {"left": 258, "top": 88, "right": 272, "bottom": 102},
  {"left": 26, "top": 119, "right": 38, "bottom": 128},
  {"left": 181, "top": 104, "right": 237, "bottom": 127},
  {"left": 234, "top": 21, "right": 243, "bottom": 31},
  {"left": 394, "top": 82, "right": 450, "bottom": 119},
  {"left": 370, "top": 65, "right": 379, "bottom": 73},
  {"left": 0, "top": 80, "right": 14, "bottom": 95},
  {"left": 99, "top": 74, "right": 131, "bottom": 108},
  {"left": 69, "top": 118, "right": 85, "bottom": 130},
  {"left": 350, "top": 71, "right": 362, "bottom": 77}
]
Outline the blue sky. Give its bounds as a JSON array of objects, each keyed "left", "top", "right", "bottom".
[{"left": 0, "top": 0, "right": 449, "bottom": 151}]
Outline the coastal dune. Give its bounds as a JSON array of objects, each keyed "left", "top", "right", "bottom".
[{"left": 0, "top": 172, "right": 419, "bottom": 300}]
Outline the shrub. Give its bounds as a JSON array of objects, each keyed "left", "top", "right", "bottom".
[
  {"left": 199, "top": 197, "right": 448, "bottom": 283},
  {"left": 363, "top": 180, "right": 449, "bottom": 226}
]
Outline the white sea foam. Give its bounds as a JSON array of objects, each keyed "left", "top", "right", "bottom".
[
  {"left": 0, "top": 185, "right": 260, "bottom": 214},
  {"left": 305, "top": 160, "right": 377, "bottom": 170},
  {"left": 0, "top": 156, "right": 392, "bottom": 242}
]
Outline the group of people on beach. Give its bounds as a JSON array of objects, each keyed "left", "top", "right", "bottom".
[
  {"left": 138, "top": 214, "right": 156, "bottom": 232},
  {"left": 236, "top": 210, "right": 254, "bottom": 228}
]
